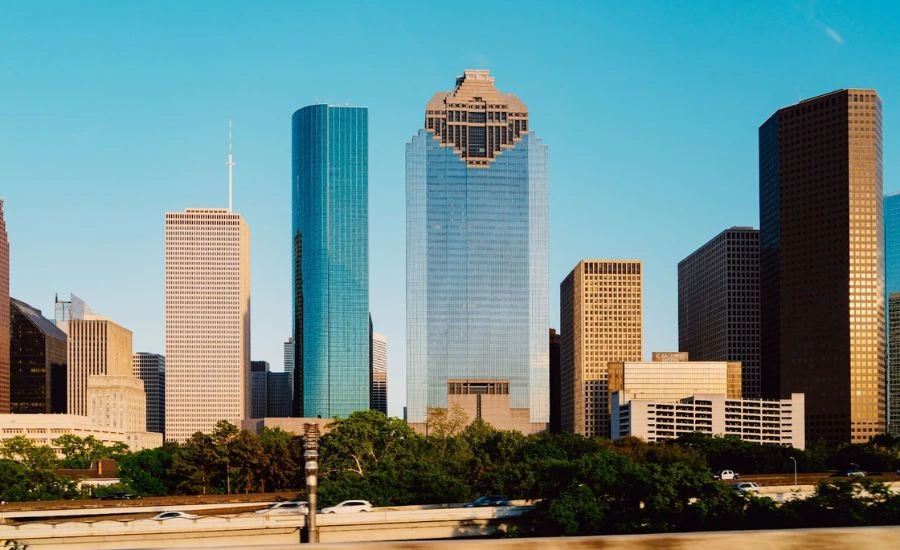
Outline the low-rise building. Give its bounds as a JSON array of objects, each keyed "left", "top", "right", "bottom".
[
  {"left": 611, "top": 392, "right": 805, "bottom": 449},
  {"left": 0, "top": 413, "right": 162, "bottom": 454}
]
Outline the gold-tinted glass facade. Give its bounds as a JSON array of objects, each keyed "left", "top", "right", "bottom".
[
  {"left": 760, "top": 89, "right": 884, "bottom": 444},
  {"left": 560, "top": 260, "right": 642, "bottom": 436}
]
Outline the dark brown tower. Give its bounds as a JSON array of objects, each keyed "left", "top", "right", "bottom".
[{"left": 759, "top": 89, "right": 884, "bottom": 445}]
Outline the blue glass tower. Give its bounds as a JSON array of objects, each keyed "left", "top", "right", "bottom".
[
  {"left": 406, "top": 70, "right": 549, "bottom": 431},
  {"left": 885, "top": 193, "right": 900, "bottom": 434},
  {"left": 292, "top": 105, "right": 369, "bottom": 418}
]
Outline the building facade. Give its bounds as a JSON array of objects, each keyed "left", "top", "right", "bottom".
[
  {"left": 165, "top": 208, "right": 250, "bottom": 442},
  {"left": 0, "top": 413, "right": 161, "bottom": 454},
  {"left": 266, "top": 370, "right": 293, "bottom": 417},
  {"left": 132, "top": 353, "right": 165, "bottom": 434},
  {"left": 87, "top": 375, "right": 147, "bottom": 434},
  {"left": 549, "top": 328, "right": 561, "bottom": 433},
  {"left": 890, "top": 293, "right": 900, "bottom": 435},
  {"left": 678, "top": 227, "right": 760, "bottom": 397},
  {"left": 292, "top": 105, "right": 369, "bottom": 419},
  {"left": 371, "top": 332, "right": 387, "bottom": 415},
  {"left": 406, "top": 70, "right": 549, "bottom": 432},
  {"left": 0, "top": 199, "right": 9, "bottom": 413},
  {"left": 560, "top": 260, "right": 643, "bottom": 436},
  {"left": 250, "top": 361, "right": 269, "bottom": 419},
  {"left": 760, "top": 89, "right": 884, "bottom": 444},
  {"left": 612, "top": 392, "right": 805, "bottom": 450},
  {"left": 10, "top": 298, "right": 67, "bottom": 413},
  {"left": 67, "top": 316, "right": 133, "bottom": 416},
  {"left": 885, "top": 193, "right": 900, "bottom": 435},
  {"left": 607, "top": 357, "right": 743, "bottom": 410}
]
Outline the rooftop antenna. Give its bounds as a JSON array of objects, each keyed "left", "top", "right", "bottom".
[{"left": 227, "top": 118, "right": 235, "bottom": 212}]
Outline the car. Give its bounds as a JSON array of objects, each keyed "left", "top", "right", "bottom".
[
  {"left": 844, "top": 469, "right": 866, "bottom": 477},
  {"left": 321, "top": 500, "right": 373, "bottom": 514},
  {"left": 731, "top": 482, "right": 761, "bottom": 493},
  {"left": 714, "top": 470, "right": 740, "bottom": 480},
  {"left": 151, "top": 511, "right": 199, "bottom": 520},
  {"left": 99, "top": 492, "right": 142, "bottom": 500},
  {"left": 255, "top": 501, "right": 309, "bottom": 515},
  {"left": 463, "top": 495, "right": 510, "bottom": 507}
]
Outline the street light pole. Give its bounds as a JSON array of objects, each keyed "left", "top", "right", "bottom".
[
  {"left": 789, "top": 456, "right": 797, "bottom": 487},
  {"left": 304, "top": 423, "right": 320, "bottom": 544}
]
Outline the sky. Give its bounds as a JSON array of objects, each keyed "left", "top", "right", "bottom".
[{"left": 2, "top": 1, "right": 899, "bottom": 418}]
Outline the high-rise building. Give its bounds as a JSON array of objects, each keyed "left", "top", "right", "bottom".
[
  {"left": 283, "top": 337, "right": 294, "bottom": 383},
  {"left": 10, "top": 298, "right": 67, "bottom": 413},
  {"left": 406, "top": 70, "right": 549, "bottom": 433},
  {"left": 549, "top": 329, "right": 561, "bottom": 433},
  {"left": 678, "top": 227, "right": 760, "bottom": 397},
  {"left": 0, "top": 199, "right": 9, "bottom": 413},
  {"left": 132, "top": 353, "right": 165, "bottom": 434},
  {"left": 560, "top": 260, "right": 642, "bottom": 437},
  {"left": 266, "top": 370, "right": 293, "bottom": 418},
  {"left": 250, "top": 360, "right": 269, "bottom": 419},
  {"left": 760, "top": 89, "right": 884, "bottom": 444},
  {"left": 884, "top": 193, "right": 900, "bottom": 435},
  {"left": 67, "top": 315, "right": 133, "bottom": 416},
  {"left": 165, "top": 208, "right": 250, "bottom": 442},
  {"left": 371, "top": 332, "right": 387, "bottom": 415},
  {"left": 607, "top": 356, "right": 743, "bottom": 405},
  {"left": 292, "top": 104, "right": 369, "bottom": 419}
]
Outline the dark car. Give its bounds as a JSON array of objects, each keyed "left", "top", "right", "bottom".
[
  {"left": 99, "top": 492, "right": 141, "bottom": 500},
  {"left": 463, "top": 495, "right": 510, "bottom": 507}
]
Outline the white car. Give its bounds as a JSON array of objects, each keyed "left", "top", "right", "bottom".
[
  {"left": 255, "top": 501, "right": 309, "bottom": 514},
  {"left": 321, "top": 500, "right": 373, "bottom": 514},
  {"left": 731, "top": 482, "right": 761, "bottom": 493},
  {"left": 715, "top": 470, "right": 740, "bottom": 480},
  {"left": 152, "top": 511, "right": 199, "bottom": 520}
]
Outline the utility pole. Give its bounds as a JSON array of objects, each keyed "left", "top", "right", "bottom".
[
  {"left": 304, "top": 423, "right": 320, "bottom": 543},
  {"left": 789, "top": 456, "right": 797, "bottom": 487}
]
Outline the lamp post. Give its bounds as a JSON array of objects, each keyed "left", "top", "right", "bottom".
[
  {"left": 304, "top": 423, "right": 320, "bottom": 544},
  {"left": 789, "top": 456, "right": 797, "bottom": 487}
]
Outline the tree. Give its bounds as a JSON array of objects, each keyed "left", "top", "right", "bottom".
[
  {"left": 425, "top": 404, "right": 469, "bottom": 439},
  {"left": 259, "top": 428, "right": 299, "bottom": 492},
  {"left": 54, "top": 434, "right": 129, "bottom": 469},
  {"left": 171, "top": 432, "right": 220, "bottom": 495},
  {"left": 119, "top": 444, "right": 178, "bottom": 496},
  {"left": 0, "top": 436, "right": 57, "bottom": 471}
]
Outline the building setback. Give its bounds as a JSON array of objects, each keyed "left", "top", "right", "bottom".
[
  {"left": 133, "top": 353, "right": 165, "bottom": 434},
  {"left": 371, "top": 332, "right": 387, "bottom": 415},
  {"left": 165, "top": 208, "right": 250, "bottom": 442},
  {"left": 0, "top": 199, "right": 9, "bottom": 413},
  {"left": 406, "top": 70, "right": 549, "bottom": 433},
  {"left": 884, "top": 193, "right": 900, "bottom": 436},
  {"left": 560, "top": 260, "right": 642, "bottom": 437},
  {"left": 10, "top": 298, "right": 67, "bottom": 413},
  {"left": 759, "top": 89, "right": 884, "bottom": 444},
  {"left": 292, "top": 105, "right": 369, "bottom": 419},
  {"left": 679, "top": 227, "right": 760, "bottom": 398}
]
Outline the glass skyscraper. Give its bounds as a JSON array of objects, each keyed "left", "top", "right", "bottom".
[
  {"left": 406, "top": 70, "right": 549, "bottom": 431},
  {"left": 292, "top": 104, "right": 369, "bottom": 419},
  {"left": 885, "top": 193, "right": 900, "bottom": 435}
]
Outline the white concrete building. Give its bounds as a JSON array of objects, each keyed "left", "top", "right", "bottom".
[
  {"left": 0, "top": 413, "right": 162, "bottom": 454},
  {"left": 165, "top": 208, "right": 250, "bottom": 442},
  {"left": 612, "top": 392, "right": 805, "bottom": 449}
]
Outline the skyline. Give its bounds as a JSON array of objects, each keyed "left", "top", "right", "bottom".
[{"left": 3, "top": 1, "right": 900, "bottom": 418}]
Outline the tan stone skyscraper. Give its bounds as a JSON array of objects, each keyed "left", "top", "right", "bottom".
[
  {"left": 165, "top": 208, "right": 250, "bottom": 442},
  {"left": 760, "top": 89, "right": 884, "bottom": 444},
  {"left": 0, "top": 199, "right": 9, "bottom": 413},
  {"left": 560, "top": 260, "right": 643, "bottom": 436},
  {"left": 66, "top": 315, "right": 133, "bottom": 416}
]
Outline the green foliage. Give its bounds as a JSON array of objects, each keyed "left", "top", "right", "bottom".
[
  {"left": 53, "top": 434, "right": 129, "bottom": 469},
  {"left": 119, "top": 444, "right": 178, "bottom": 496}
]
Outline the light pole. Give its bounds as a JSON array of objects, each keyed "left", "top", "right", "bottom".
[
  {"left": 304, "top": 423, "right": 320, "bottom": 544},
  {"left": 789, "top": 456, "right": 797, "bottom": 487}
]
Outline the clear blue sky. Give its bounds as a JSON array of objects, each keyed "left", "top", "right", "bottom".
[{"left": 2, "top": 1, "right": 898, "bottom": 418}]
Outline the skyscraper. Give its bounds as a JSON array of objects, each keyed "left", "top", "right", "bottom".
[
  {"left": 885, "top": 193, "right": 900, "bottom": 435},
  {"left": 250, "top": 360, "right": 269, "bottom": 419},
  {"left": 292, "top": 104, "right": 369, "bottom": 419},
  {"left": 560, "top": 260, "right": 643, "bottom": 436},
  {"left": 406, "top": 70, "right": 549, "bottom": 432},
  {"left": 0, "top": 199, "right": 9, "bottom": 413},
  {"left": 67, "top": 315, "right": 133, "bottom": 416},
  {"left": 132, "top": 352, "right": 165, "bottom": 434},
  {"left": 165, "top": 208, "right": 250, "bottom": 442},
  {"left": 678, "top": 227, "right": 760, "bottom": 397},
  {"left": 10, "top": 298, "right": 67, "bottom": 414},
  {"left": 549, "top": 329, "right": 561, "bottom": 433},
  {"left": 371, "top": 332, "right": 387, "bottom": 415},
  {"left": 266, "top": 369, "right": 293, "bottom": 418},
  {"left": 760, "top": 89, "right": 884, "bottom": 444}
]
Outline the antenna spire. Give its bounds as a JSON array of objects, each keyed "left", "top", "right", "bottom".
[{"left": 227, "top": 119, "right": 235, "bottom": 212}]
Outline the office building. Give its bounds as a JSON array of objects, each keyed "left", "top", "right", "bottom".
[
  {"left": 67, "top": 315, "right": 133, "bottom": 416},
  {"left": 0, "top": 413, "right": 161, "bottom": 454},
  {"left": 266, "top": 369, "right": 293, "bottom": 418},
  {"left": 560, "top": 260, "right": 642, "bottom": 437},
  {"left": 607, "top": 355, "right": 743, "bottom": 405},
  {"left": 760, "top": 89, "right": 884, "bottom": 444},
  {"left": 165, "top": 208, "right": 250, "bottom": 442},
  {"left": 679, "top": 227, "right": 760, "bottom": 397},
  {"left": 10, "top": 298, "right": 67, "bottom": 413},
  {"left": 292, "top": 104, "right": 369, "bottom": 418},
  {"left": 885, "top": 193, "right": 900, "bottom": 435},
  {"left": 250, "top": 361, "right": 269, "bottom": 419},
  {"left": 406, "top": 70, "right": 549, "bottom": 433},
  {"left": 284, "top": 337, "right": 294, "bottom": 384},
  {"left": 87, "top": 375, "right": 147, "bottom": 433},
  {"left": 371, "top": 332, "right": 387, "bottom": 415},
  {"left": 549, "top": 329, "right": 561, "bottom": 433},
  {"left": 612, "top": 392, "right": 805, "bottom": 449},
  {"left": 132, "top": 353, "right": 165, "bottom": 434},
  {"left": 0, "top": 199, "right": 8, "bottom": 413}
]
